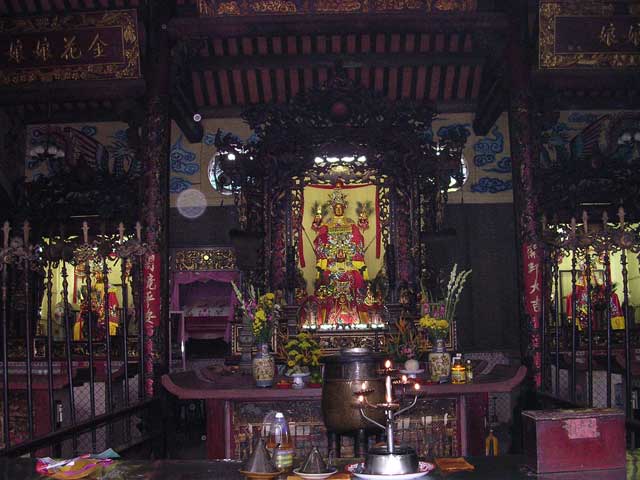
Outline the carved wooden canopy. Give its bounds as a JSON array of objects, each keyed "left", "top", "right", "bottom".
[{"left": 213, "top": 68, "right": 467, "bottom": 193}]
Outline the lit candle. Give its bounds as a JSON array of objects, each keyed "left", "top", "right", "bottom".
[
  {"left": 385, "top": 375, "right": 392, "bottom": 403},
  {"left": 401, "top": 375, "right": 408, "bottom": 384},
  {"left": 414, "top": 382, "right": 420, "bottom": 392},
  {"left": 357, "top": 395, "right": 364, "bottom": 404},
  {"left": 361, "top": 381, "right": 368, "bottom": 391},
  {"left": 384, "top": 359, "right": 392, "bottom": 370}
]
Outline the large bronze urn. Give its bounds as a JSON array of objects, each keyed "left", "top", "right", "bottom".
[{"left": 321, "top": 348, "right": 385, "bottom": 434}]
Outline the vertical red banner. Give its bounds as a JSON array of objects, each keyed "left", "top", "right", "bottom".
[
  {"left": 523, "top": 242, "right": 542, "bottom": 387},
  {"left": 143, "top": 252, "right": 161, "bottom": 397}
]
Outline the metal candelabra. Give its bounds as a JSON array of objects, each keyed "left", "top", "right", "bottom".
[{"left": 354, "top": 362, "right": 421, "bottom": 454}]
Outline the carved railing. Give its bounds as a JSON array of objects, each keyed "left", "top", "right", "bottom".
[
  {"left": 538, "top": 209, "right": 640, "bottom": 433},
  {"left": 0, "top": 220, "right": 157, "bottom": 457}
]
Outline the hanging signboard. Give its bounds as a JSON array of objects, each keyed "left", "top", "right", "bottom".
[
  {"left": 540, "top": 1, "right": 640, "bottom": 69},
  {"left": 0, "top": 9, "right": 141, "bottom": 86}
]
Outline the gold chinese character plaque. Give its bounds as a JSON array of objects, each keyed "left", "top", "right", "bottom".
[
  {"left": 0, "top": 9, "right": 140, "bottom": 86},
  {"left": 540, "top": 1, "right": 640, "bottom": 69}
]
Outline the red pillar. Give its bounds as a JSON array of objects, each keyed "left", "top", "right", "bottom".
[
  {"left": 141, "top": 0, "right": 171, "bottom": 396},
  {"left": 506, "top": 3, "right": 542, "bottom": 388}
]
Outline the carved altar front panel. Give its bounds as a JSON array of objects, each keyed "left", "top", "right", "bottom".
[{"left": 173, "top": 247, "right": 236, "bottom": 271}]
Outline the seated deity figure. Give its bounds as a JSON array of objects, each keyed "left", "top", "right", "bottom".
[{"left": 311, "top": 182, "right": 371, "bottom": 325}]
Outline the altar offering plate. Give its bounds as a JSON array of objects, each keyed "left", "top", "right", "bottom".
[
  {"left": 292, "top": 467, "right": 338, "bottom": 479},
  {"left": 238, "top": 470, "right": 283, "bottom": 480},
  {"left": 345, "top": 461, "right": 435, "bottom": 480}
]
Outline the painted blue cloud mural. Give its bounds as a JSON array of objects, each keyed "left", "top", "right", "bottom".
[
  {"left": 170, "top": 177, "right": 193, "bottom": 193},
  {"left": 470, "top": 177, "right": 512, "bottom": 193},
  {"left": 170, "top": 135, "right": 199, "bottom": 175}
]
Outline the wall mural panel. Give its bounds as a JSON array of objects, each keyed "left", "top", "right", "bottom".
[
  {"left": 541, "top": 110, "right": 640, "bottom": 168},
  {"left": 169, "top": 112, "right": 514, "bottom": 208},
  {"left": 25, "top": 121, "right": 138, "bottom": 181},
  {"left": 18, "top": 121, "right": 142, "bottom": 227}
]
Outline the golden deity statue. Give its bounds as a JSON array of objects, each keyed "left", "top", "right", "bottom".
[{"left": 309, "top": 181, "right": 378, "bottom": 326}]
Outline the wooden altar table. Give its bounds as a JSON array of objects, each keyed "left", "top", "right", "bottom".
[
  {"left": 162, "top": 364, "right": 527, "bottom": 460},
  {"left": 0, "top": 454, "right": 634, "bottom": 479}
]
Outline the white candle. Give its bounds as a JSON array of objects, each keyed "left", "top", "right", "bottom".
[
  {"left": 362, "top": 381, "right": 368, "bottom": 391},
  {"left": 135, "top": 221, "right": 142, "bottom": 242},
  {"left": 385, "top": 375, "right": 392, "bottom": 403}
]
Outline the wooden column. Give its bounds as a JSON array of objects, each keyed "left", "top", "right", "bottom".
[
  {"left": 506, "top": 3, "right": 542, "bottom": 388},
  {"left": 141, "top": 0, "right": 171, "bottom": 396}
]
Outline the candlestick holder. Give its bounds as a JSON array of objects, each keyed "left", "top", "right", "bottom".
[{"left": 352, "top": 367, "right": 426, "bottom": 476}]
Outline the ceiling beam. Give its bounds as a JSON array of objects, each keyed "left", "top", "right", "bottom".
[
  {"left": 195, "top": 98, "right": 477, "bottom": 119},
  {"left": 192, "top": 51, "right": 485, "bottom": 72},
  {"left": 0, "top": 79, "right": 146, "bottom": 106},
  {"left": 169, "top": 12, "right": 510, "bottom": 39}
]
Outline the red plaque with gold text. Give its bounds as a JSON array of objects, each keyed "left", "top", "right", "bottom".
[{"left": 0, "top": 9, "right": 140, "bottom": 86}]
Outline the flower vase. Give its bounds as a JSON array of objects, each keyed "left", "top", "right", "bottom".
[
  {"left": 252, "top": 343, "right": 275, "bottom": 388},
  {"left": 428, "top": 338, "right": 451, "bottom": 383}
]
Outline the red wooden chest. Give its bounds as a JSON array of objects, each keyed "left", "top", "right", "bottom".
[{"left": 522, "top": 408, "right": 625, "bottom": 474}]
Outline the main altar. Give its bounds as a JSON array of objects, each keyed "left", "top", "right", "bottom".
[{"left": 215, "top": 69, "right": 468, "bottom": 354}]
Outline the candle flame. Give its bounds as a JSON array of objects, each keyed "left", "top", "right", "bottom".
[
  {"left": 357, "top": 395, "right": 364, "bottom": 403},
  {"left": 414, "top": 383, "right": 420, "bottom": 391},
  {"left": 362, "top": 381, "right": 368, "bottom": 391},
  {"left": 384, "top": 360, "right": 391, "bottom": 369},
  {"left": 401, "top": 375, "right": 408, "bottom": 384}
]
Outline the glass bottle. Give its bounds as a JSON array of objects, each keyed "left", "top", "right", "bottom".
[
  {"left": 266, "top": 412, "right": 294, "bottom": 472},
  {"left": 451, "top": 355, "right": 466, "bottom": 384},
  {"left": 465, "top": 359, "right": 474, "bottom": 382}
]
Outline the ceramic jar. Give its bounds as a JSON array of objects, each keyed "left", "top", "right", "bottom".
[
  {"left": 252, "top": 343, "right": 275, "bottom": 387},
  {"left": 428, "top": 339, "right": 451, "bottom": 383}
]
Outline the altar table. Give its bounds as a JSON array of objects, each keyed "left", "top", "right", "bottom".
[
  {"left": 0, "top": 454, "right": 635, "bottom": 479},
  {"left": 161, "top": 364, "right": 527, "bottom": 460}
]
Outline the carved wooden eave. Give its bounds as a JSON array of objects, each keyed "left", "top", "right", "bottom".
[
  {"left": 531, "top": 70, "right": 640, "bottom": 111},
  {"left": 0, "top": 0, "right": 142, "bottom": 15},
  {"left": 169, "top": 3, "right": 510, "bottom": 119}
]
